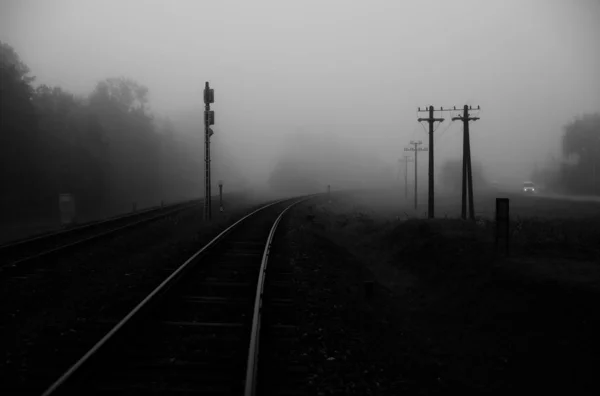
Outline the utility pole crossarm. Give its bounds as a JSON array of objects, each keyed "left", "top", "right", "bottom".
[
  {"left": 418, "top": 106, "right": 480, "bottom": 112},
  {"left": 418, "top": 117, "right": 445, "bottom": 122},
  {"left": 452, "top": 116, "right": 480, "bottom": 121}
]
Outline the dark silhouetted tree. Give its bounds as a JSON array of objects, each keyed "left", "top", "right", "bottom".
[
  {"left": 560, "top": 113, "right": 600, "bottom": 194},
  {"left": 0, "top": 41, "right": 41, "bottom": 220}
]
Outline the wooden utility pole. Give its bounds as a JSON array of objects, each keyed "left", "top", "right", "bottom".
[
  {"left": 203, "top": 82, "right": 215, "bottom": 221},
  {"left": 452, "top": 105, "right": 480, "bottom": 220},
  {"left": 404, "top": 141, "right": 427, "bottom": 210},
  {"left": 417, "top": 106, "right": 445, "bottom": 219}
]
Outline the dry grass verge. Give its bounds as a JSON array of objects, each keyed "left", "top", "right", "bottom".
[{"left": 273, "top": 193, "right": 600, "bottom": 394}]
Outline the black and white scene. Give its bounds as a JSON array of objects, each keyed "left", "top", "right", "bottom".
[{"left": 1, "top": 0, "right": 599, "bottom": 394}]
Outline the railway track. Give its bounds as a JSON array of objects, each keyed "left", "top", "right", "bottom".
[
  {"left": 39, "top": 196, "right": 312, "bottom": 396},
  {"left": 0, "top": 199, "right": 200, "bottom": 274}
]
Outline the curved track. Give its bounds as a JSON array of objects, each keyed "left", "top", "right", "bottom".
[
  {"left": 40, "top": 196, "right": 312, "bottom": 396},
  {"left": 0, "top": 199, "right": 200, "bottom": 275}
]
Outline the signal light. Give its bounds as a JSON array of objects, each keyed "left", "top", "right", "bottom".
[
  {"left": 204, "top": 88, "right": 214, "bottom": 104},
  {"left": 205, "top": 110, "right": 215, "bottom": 125}
]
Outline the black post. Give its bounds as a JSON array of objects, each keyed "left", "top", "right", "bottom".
[
  {"left": 462, "top": 106, "right": 468, "bottom": 220},
  {"left": 204, "top": 82, "right": 214, "bottom": 221},
  {"left": 428, "top": 106, "right": 435, "bottom": 219},
  {"left": 465, "top": 107, "right": 475, "bottom": 220}
]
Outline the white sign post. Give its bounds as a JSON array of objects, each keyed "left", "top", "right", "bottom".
[{"left": 59, "top": 193, "right": 76, "bottom": 226}]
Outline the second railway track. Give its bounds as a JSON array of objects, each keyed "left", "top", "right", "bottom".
[
  {"left": 40, "top": 196, "right": 312, "bottom": 396},
  {"left": 0, "top": 199, "right": 200, "bottom": 274}
]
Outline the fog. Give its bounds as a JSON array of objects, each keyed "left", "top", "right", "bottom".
[{"left": 2, "top": 0, "right": 600, "bottom": 198}]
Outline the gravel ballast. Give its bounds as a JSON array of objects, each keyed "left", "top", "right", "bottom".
[{"left": 0, "top": 195, "right": 274, "bottom": 395}]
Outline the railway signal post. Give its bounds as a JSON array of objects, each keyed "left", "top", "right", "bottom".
[
  {"left": 404, "top": 141, "right": 427, "bottom": 210},
  {"left": 452, "top": 105, "right": 480, "bottom": 221},
  {"left": 418, "top": 106, "right": 445, "bottom": 219},
  {"left": 204, "top": 82, "right": 215, "bottom": 221}
]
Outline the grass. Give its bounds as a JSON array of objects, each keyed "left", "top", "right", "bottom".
[{"left": 295, "top": 191, "right": 600, "bottom": 393}]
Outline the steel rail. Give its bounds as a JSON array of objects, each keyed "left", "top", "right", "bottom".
[
  {"left": 243, "top": 196, "right": 312, "bottom": 396},
  {"left": 1, "top": 200, "right": 200, "bottom": 270},
  {"left": 39, "top": 196, "right": 294, "bottom": 396},
  {"left": 0, "top": 199, "right": 194, "bottom": 251}
]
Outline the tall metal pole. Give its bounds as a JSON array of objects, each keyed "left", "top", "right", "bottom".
[
  {"left": 204, "top": 83, "right": 211, "bottom": 220},
  {"left": 465, "top": 107, "right": 475, "bottom": 220},
  {"left": 203, "top": 82, "right": 214, "bottom": 221},
  {"left": 461, "top": 107, "right": 468, "bottom": 220}
]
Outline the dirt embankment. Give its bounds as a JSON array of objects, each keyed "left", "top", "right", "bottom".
[{"left": 273, "top": 192, "right": 600, "bottom": 394}]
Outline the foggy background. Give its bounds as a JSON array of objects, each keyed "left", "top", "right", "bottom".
[{"left": 1, "top": 0, "right": 600, "bottom": 223}]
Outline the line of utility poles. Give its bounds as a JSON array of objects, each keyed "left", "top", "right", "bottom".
[
  {"left": 204, "top": 82, "right": 215, "bottom": 221},
  {"left": 452, "top": 105, "right": 480, "bottom": 220},
  {"left": 414, "top": 105, "right": 481, "bottom": 220},
  {"left": 404, "top": 140, "right": 427, "bottom": 210}
]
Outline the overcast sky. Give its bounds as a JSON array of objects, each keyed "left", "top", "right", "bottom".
[{"left": 1, "top": 0, "right": 599, "bottom": 185}]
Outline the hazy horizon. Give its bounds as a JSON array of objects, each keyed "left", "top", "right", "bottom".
[{"left": 2, "top": 0, "right": 599, "bottom": 189}]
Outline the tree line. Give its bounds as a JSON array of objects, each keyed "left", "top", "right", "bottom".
[
  {"left": 0, "top": 41, "right": 208, "bottom": 225},
  {"left": 533, "top": 113, "right": 600, "bottom": 195}
]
